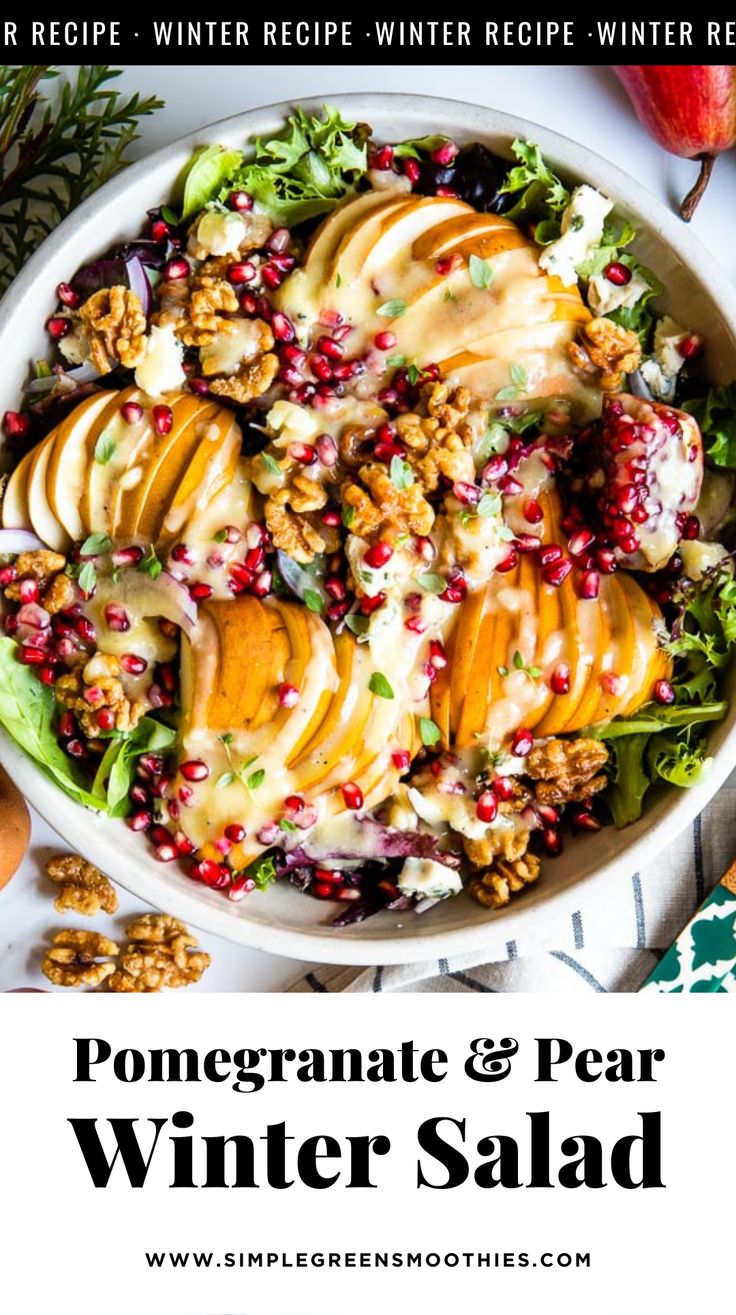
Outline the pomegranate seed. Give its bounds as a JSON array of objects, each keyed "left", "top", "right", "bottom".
[
  {"left": 18, "top": 577, "right": 40, "bottom": 604},
  {"left": 240, "top": 292, "right": 258, "bottom": 315},
  {"left": 595, "top": 547, "right": 617, "bottom": 574},
  {"left": 152, "top": 404, "right": 173, "bottom": 436},
  {"left": 284, "top": 794, "right": 305, "bottom": 815},
  {"left": 601, "top": 671, "right": 623, "bottom": 696},
  {"left": 324, "top": 576, "right": 346, "bottom": 602},
  {"left": 251, "top": 569, "right": 272, "bottom": 598},
  {"left": 109, "top": 546, "right": 143, "bottom": 571},
  {"left": 104, "top": 604, "right": 130, "bottom": 633},
  {"left": 482, "top": 455, "right": 508, "bottom": 484},
  {"left": 317, "top": 335, "right": 344, "bottom": 360},
  {"left": 150, "top": 219, "right": 170, "bottom": 241},
  {"left": 516, "top": 533, "right": 540, "bottom": 554},
  {"left": 139, "top": 753, "right": 165, "bottom": 778},
  {"left": 180, "top": 759, "right": 209, "bottom": 782},
  {"left": 435, "top": 185, "right": 458, "bottom": 198},
  {"left": 163, "top": 257, "right": 190, "bottom": 280},
  {"left": 190, "top": 582, "right": 213, "bottom": 601},
  {"left": 0, "top": 566, "right": 17, "bottom": 593},
  {"left": 261, "top": 263, "right": 283, "bottom": 290},
  {"left": 538, "top": 544, "right": 562, "bottom": 567},
  {"left": 225, "top": 823, "right": 246, "bottom": 843},
  {"left": 654, "top": 679, "right": 675, "bottom": 705},
  {"left": 282, "top": 343, "right": 307, "bottom": 368},
  {"left": 524, "top": 498, "right": 543, "bottom": 523},
  {"left": 678, "top": 333, "right": 702, "bottom": 360},
  {"left": 403, "top": 158, "right": 421, "bottom": 184},
  {"left": 428, "top": 639, "right": 447, "bottom": 670},
  {"left": 244, "top": 545, "right": 264, "bottom": 572},
  {"left": 431, "top": 141, "right": 459, "bottom": 166},
  {"left": 228, "top": 190, "right": 253, "bottom": 211},
  {"left": 309, "top": 354, "right": 333, "bottom": 383},
  {"left": 271, "top": 312, "right": 295, "bottom": 343},
  {"left": 228, "top": 877, "right": 254, "bottom": 902},
  {"left": 178, "top": 784, "right": 193, "bottom": 806},
  {"left": 314, "top": 433, "right": 338, "bottom": 467},
  {"left": 46, "top": 315, "right": 71, "bottom": 339},
  {"left": 267, "top": 226, "right": 291, "bottom": 253},
  {"left": 550, "top": 662, "right": 571, "bottom": 695},
  {"left": 377, "top": 387, "right": 399, "bottom": 405},
  {"left": 495, "top": 549, "right": 518, "bottom": 574},
  {"left": 373, "top": 331, "right": 397, "bottom": 352},
  {"left": 75, "top": 616, "right": 97, "bottom": 644},
  {"left": 65, "top": 738, "right": 86, "bottom": 759},
  {"left": 326, "top": 600, "right": 348, "bottom": 621},
  {"left": 392, "top": 749, "right": 411, "bottom": 773},
  {"left": 174, "top": 832, "right": 196, "bottom": 857},
  {"left": 542, "top": 558, "right": 573, "bottom": 587},
  {"left": 228, "top": 261, "right": 256, "bottom": 285},
  {"left": 364, "top": 541, "right": 393, "bottom": 569},
  {"left": 341, "top": 781, "right": 364, "bottom": 810},
  {"left": 58, "top": 711, "right": 76, "bottom": 739},
  {"left": 38, "top": 665, "right": 56, "bottom": 686},
  {"left": 476, "top": 790, "right": 498, "bottom": 823},
  {"left": 571, "top": 807, "right": 602, "bottom": 833},
  {"left": 360, "top": 591, "right": 386, "bottom": 615},
  {"left": 57, "top": 281, "right": 81, "bottom": 309},
  {"left": 128, "top": 809, "right": 152, "bottom": 832},
  {"left": 214, "top": 836, "right": 232, "bottom": 857},
  {"left": 95, "top": 708, "right": 115, "bottom": 731},
  {"left": 512, "top": 728, "right": 533, "bottom": 757},
  {"left": 603, "top": 261, "right": 631, "bottom": 286},
  {"left": 129, "top": 782, "right": 149, "bottom": 807},
  {"left": 158, "top": 663, "right": 177, "bottom": 694},
  {"left": 190, "top": 858, "right": 228, "bottom": 888},
  {"left": 279, "top": 682, "right": 299, "bottom": 708},
  {"left": 682, "top": 515, "right": 700, "bottom": 540},
  {"left": 19, "top": 645, "right": 46, "bottom": 668},
  {"left": 568, "top": 528, "right": 595, "bottom": 557},
  {"left": 453, "top": 481, "right": 481, "bottom": 506},
  {"left": 542, "top": 827, "right": 563, "bottom": 856},
  {"left": 311, "top": 881, "right": 335, "bottom": 900},
  {"left": 171, "top": 543, "right": 194, "bottom": 565},
  {"left": 578, "top": 570, "right": 600, "bottom": 600},
  {"left": 492, "top": 776, "right": 515, "bottom": 802},
  {"left": 288, "top": 442, "right": 317, "bottom": 465},
  {"left": 321, "top": 509, "right": 341, "bottom": 528},
  {"left": 372, "top": 144, "right": 394, "bottom": 170},
  {"left": 405, "top": 615, "right": 427, "bottom": 633},
  {"left": 536, "top": 803, "right": 560, "bottom": 827}
]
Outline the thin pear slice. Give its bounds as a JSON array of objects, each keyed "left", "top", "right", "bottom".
[
  {"left": 161, "top": 412, "right": 242, "bottom": 548},
  {"left": 111, "top": 393, "right": 208, "bottom": 540},
  {"left": 26, "top": 435, "right": 66, "bottom": 550},
  {"left": 1, "top": 447, "right": 34, "bottom": 530},
  {"left": 46, "top": 391, "right": 118, "bottom": 543}
]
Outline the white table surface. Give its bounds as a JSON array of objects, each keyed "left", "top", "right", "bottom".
[{"left": 3, "top": 62, "right": 736, "bottom": 992}]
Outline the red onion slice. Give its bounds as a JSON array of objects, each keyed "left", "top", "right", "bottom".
[{"left": 0, "top": 528, "right": 48, "bottom": 554}]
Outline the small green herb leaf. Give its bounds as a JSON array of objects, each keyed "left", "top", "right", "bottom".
[
  {"left": 419, "top": 716, "right": 441, "bottom": 747},
  {"left": 335, "top": 272, "right": 343, "bottom": 288},
  {"left": 344, "top": 613, "right": 370, "bottom": 637},
  {"left": 261, "top": 452, "right": 282, "bottom": 477},
  {"left": 443, "top": 289, "right": 457, "bottom": 303},
  {"left": 469, "top": 254, "right": 494, "bottom": 289},
  {"left": 369, "top": 671, "right": 394, "bottom": 699},
  {"left": 495, "top": 386, "right": 519, "bottom": 402},
  {"left": 477, "top": 492, "right": 501, "bottom": 519},
  {"left": 79, "top": 533, "right": 112, "bottom": 557},
  {"left": 416, "top": 572, "right": 446, "bottom": 594},
  {"left": 77, "top": 561, "right": 96, "bottom": 594},
  {"left": 510, "top": 362, "right": 528, "bottom": 390},
  {"left": 216, "top": 771, "right": 234, "bottom": 789},
  {"left": 386, "top": 353, "right": 406, "bottom": 367},
  {"left": 279, "top": 818, "right": 297, "bottom": 832},
  {"left": 213, "top": 528, "right": 228, "bottom": 543},
  {"left": 139, "top": 545, "right": 162, "bottom": 580},
  {"left": 246, "top": 768, "right": 266, "bottom": 791},
  {"left": 377, "top": 299, "right": 407, "bottom": 319},
  {"left": 304, "top": 589, "right": 324, "bottom": 614},
  {"left": 94, "top": 430, "right": 116, "bottom": 465},
  {"left": 342, "top": 505, "right": 355, "bottom": 529},
  {"left": 390, "top": 455, "right": 414, "bottom": 491}
]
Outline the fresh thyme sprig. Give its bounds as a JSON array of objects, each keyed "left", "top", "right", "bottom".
[{"left": 0, "top": 65, "right": 162, "bottom": 293}]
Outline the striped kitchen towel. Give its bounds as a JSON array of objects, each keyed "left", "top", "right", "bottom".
[{"left": 293, "top": 768, "right": 736, "bottom": 994}]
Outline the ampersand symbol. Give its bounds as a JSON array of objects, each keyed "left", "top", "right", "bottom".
[{"left": 464, "top": 1036, "right": 519, "bottom": 1082}]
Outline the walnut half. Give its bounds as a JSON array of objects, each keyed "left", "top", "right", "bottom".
[
  {"left": 568, "top": 317, "right": 641, "bottom": 392},
  {"left": 45, "top": 853, "right": 118, "bottom": 917},
  {"left": 79, "top": 286, "right": 147, "bottom": 373},
  {"left": 526, "top": 737, "right": 609, "bottom": 805},
  {"left": 107, "top": 914, "right": 210, "bottom": 993},
  {"left": 470, "top": 853, "right": 542, "bottom": 910},
  {"left": 42, "top": 930, "right": 119, "bottom": 988}
]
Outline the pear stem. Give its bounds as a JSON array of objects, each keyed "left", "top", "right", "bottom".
[{"left": 681, "top": 154, "right": 715, "bottom": 222}]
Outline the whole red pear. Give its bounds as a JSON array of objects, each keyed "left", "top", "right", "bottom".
[{"left": 612, "top": 65, "right": 736, "bottom": 220}]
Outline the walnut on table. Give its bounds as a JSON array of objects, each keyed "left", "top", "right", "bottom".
[
  {"left": 108, "top": 914, "right": 210, "bottom": 993},
  {"left": 470, "top": 853, "right": 542, "bottom": 910},
  {"left": 79, "top": 286, "right": 147, "bottom": 373},
  {"left": 568, "top": 316, "right": 641, "bottom": 391},
  {"left": 45, "top": 854, "right": 118, "bottom": 917},
  {"left": 526, "top": 736, "right": 609, "bottom": 805},
  {"left": 41, "top": 930, "right": 119, "bottom": 988}
]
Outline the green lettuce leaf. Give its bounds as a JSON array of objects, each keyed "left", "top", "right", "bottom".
[
  {"left": 218, "top": 104, "right": 368, "bottom": 228},
  {"left": 91, "top": 717, "right": 176, "bottom": 817},
  {"left": 393, "top": 134, "right": 449, "bottom": 159},
  {"left": 0, "top": 637, "right": 102, "bottom": 809},
  {"left": 605, "top": 734, "right": 653, "bottom": 828},
  {"left": 180, "top": 144, "right": 244, "bottom": 218},
  {"left": 499, "top": 140, "right": 570, "bottom": 229},
  {"left": 683, "top": 383, "right": 736, "bottom": 468}
]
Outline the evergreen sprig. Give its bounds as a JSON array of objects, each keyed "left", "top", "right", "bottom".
[{"left": 0, "top": 65, "right": 162, "bottom": 293}]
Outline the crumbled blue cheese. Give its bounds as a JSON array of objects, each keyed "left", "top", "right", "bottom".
[
  {"left": 538, "top": 185, "right": 613, "bottom": 287},
  {"left": 134, "top": 324, "right": 186, "bottom": 395},
  {"left": 194, "top": 210, "right": 249, "bottom": 257},
  {"left": 679, "top": 539, "right": 728, "bottom": 581},
  {"left": 397, "top": 856, "right": 462, "bottom": 900},
  {"left": 587, "top": 268, "right": 651, "bottom": 316},
  {"left": 640, "top": 316, "right": 687, "bottom": 402}
]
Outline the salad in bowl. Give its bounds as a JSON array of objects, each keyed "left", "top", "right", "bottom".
[{"left": 1, "top": 101, "right": 735, "bottom": 931}]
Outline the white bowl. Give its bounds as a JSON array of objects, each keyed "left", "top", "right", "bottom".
[{"left": 2, "top": 93, "right": 736, "bottom": 965}]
